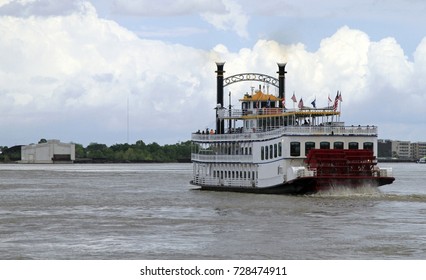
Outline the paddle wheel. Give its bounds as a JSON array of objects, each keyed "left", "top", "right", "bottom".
[
  {"left": 304, "top": 149, "right": 386, "bottom": 190},
  {"left": 305, "top": 149, "right": 377, "bottom": 177}
]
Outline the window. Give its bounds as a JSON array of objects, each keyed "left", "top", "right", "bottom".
[
  {"left": 265, "top": 146, "right": 269, "bottom": 160},
  {"left": 278, "top": 142, "right": 282, "bottom": 157},
  {"left": 270, "top": 145, "right": 273, "bottom": 159},
  {"left": 305, "top": 142, "right": 316, "bottom": 155},
  {"left": 349, "top": 142, "right": 359, "bottom": 150},
  {"left": 274, "top": 144, "right": 278, "bottom": 158},
  {"left": 320, "top": 141, "right": 330, "bottom": 149},
  {"left": 261, "top": 146, "right": 264, "bottom": 160},
  {"left": 290, "top": 142, "right": 301, "bottom": 156},
  {"left": 334, "top": 142, "right": 344, "bottom": 149},
  {"left": 363, "top": 142, "right": 374, "bottom": 150}
]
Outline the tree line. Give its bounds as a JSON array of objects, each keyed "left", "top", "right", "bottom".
[{"left": 0, "top": 140, "right": 192, "bottom": 163}]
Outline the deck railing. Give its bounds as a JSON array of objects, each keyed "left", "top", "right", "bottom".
[
  {"left": 192, "top": 125, "right": 377, "bottom": 142},
  {"left": 192, "top": 175, "right": 256, "bottom": 188},
  {"left": 217, "top": 108, "right": 334, "bottom": 118},
  {"left": 191, "top": 153, "right": 253, "bottom": 163}
]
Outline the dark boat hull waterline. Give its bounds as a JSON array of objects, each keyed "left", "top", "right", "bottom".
[{"left": 192, "top": 176, "right": 395, "bottom": 195}]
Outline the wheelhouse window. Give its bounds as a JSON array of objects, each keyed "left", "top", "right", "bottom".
[
  {"left": 320, "top": 141, "right": 330, "bottom": 149},
  {"left": 290, "top": 142, "right": 301, "bottom": 157},
  {"left": 305, "top": 142, "right": 316, "bottom": 155},
  {"left": 363, "top": 142, "right": 374, "bottom": 150},
  {"left": 334, "top": 141, "right": 344, "bottom": 149},
  {"left": 349, "top": 142, "right": 359, "bottom": 150}
]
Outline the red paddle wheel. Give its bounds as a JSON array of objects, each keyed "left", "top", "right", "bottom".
[{"left": 304, "top": 149, "right": 383, "bottom": 190}]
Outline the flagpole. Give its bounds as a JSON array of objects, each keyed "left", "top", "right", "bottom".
[
  {"left": 292, "top": 91, "right": 294, "bottom": 125},
  {"left": 339, "top": 91, "right": 342, "bottom": 122}
]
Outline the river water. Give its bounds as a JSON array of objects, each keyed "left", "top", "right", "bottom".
[{"left": 0, "top": 163, "right": 425, "bottom": 259}]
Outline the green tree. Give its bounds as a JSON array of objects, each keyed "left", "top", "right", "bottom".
[
  {"left": 86, "top": 143, "right": 108, "bottom": 159},
  {"left": 74, "top": 143, "right": 86, "bottom": 158}
]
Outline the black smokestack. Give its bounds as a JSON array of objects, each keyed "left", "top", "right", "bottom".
[
  {"left": 216, "top": 62, "right": 225, "bottom": 134},
  {"left": 277, "top": 63, "right": 287, "bottom": 108}
]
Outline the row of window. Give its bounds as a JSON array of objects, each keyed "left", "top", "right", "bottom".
[
  {"left": 195, "top": 143, "right": 253, "bottom": 156},
  {"left": 290, "top": 141, "right": 374, "bottom": 157},
  {"left": 213, "top": 170, "right": 257, "bottom": 180},
  {"left": 261, "top": 142, "right": 283, "bottom": 160}
]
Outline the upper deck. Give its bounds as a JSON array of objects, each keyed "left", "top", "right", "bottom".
[
  {"left": 217, "top": 107, "right": 339, "bottom": 119},
  {"left": 194, "top": 103, "right": 377, "bottom": 143},
  {"left": 192, "top": 124, "right": 377, "bottom": 143}
]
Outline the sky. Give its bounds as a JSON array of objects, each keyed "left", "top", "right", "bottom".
[{"left": 1, "top": 0, "right": 426, "bottom": 147}]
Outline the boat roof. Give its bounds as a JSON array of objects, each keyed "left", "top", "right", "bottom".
[{"left": 239, "top": 91, "right": 282, "bottom": 102}]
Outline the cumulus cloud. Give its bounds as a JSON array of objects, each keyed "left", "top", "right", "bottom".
[
  {"left": 111, "top": 0, "right": 223, "bottom": 16},
  {"left": 0, "top": 1, "right": 214, "bottom": 145},
  {"left": 112, "top": 0, "right": 249, "bottom": 39},
  {"left": 0, "top": 0, "right": 89, "bottom": 17},
  {"left": 1, "top": 1, "right": 426, "bottom": 146},
  {"left": 200, "top": 0, "right": 249, "bottom": 38}
]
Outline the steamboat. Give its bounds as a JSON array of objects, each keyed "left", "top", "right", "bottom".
[{"left": 190, "top": 63, "right": 395, "bottom": 194}]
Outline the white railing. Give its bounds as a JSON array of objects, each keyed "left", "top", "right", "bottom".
[
  {"left": 191, "top": 153, "right": 253, "bottom": 163},
  {"left": 218, "top": 107, "right": 343, "bottom": 119},
  {"left": 192, "top": 125, "right": 377, "bottom": 142},
  {"left": 192, "top": 176, "right": 256, "bottom": 188},
  {"left": 192, "top": 176, "right": 219, "bottom": 186}
]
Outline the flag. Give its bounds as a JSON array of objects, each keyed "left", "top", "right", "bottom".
[
  {"left": 338, "top": 91, "right": 343, "bottom": 102},
  {"left": 311, "top": 98, "right": 316, "bottom": 108},
  {"left": 298, "top": 98, "right": 304, "bottom": 109},
  {"left": 291, "top": 93, "right": 297, "bottom": 102},
  {"left": 333, "top": 92, "right": 339, "bottom": 111},
  {"left": 328, "top": 94, "right": 332, "bottom": 105},
  {"left": 282, "top": 97, "right": 286, "bottom": 108}
]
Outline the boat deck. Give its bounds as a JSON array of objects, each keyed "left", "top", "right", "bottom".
[{"left": 192, "top": 125, "right": 377, "bottom": 142}]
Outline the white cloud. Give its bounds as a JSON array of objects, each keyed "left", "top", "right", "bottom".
[
  {"left": 136, "top": 26, "right": 208, "bottom": 38},
  {"left": 200, "top": 0, "right": 249, "bottom": 38},
  {"left": 1, "top": 1, "right": 426, "bottom": 146},
  {"left": 111, "top": 0, "right": 224, "bottom": 16},
  {"left": 112, "top": 0, "right": 249, "bottom": 39},
  {"left": 0, "top": 0, "right": 89, "bottom": 17},
  {"left": 0, "top": 2, "right": 215, "bottom": 145}
]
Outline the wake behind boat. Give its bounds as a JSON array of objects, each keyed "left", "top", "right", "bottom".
[{"left": 190, "top": 62, "right": 395, "bottom": 194}]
